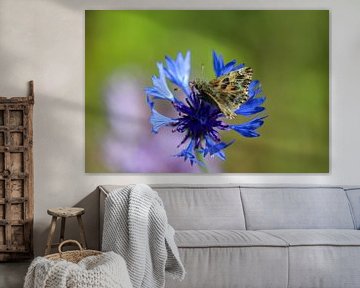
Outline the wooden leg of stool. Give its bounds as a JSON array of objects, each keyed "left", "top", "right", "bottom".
[
  {"left": 77, "top": 215, "right": 87, "bottom": 249},
  {"left": 45, "top": 216, "right": 57, "bottom": 255},
  {"left": 60, "top": 217, "right": 66, "bottom": 243}
]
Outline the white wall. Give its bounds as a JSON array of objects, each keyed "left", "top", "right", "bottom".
[{"left": 0, "top": 0, "right": 359, "bottom": 256}]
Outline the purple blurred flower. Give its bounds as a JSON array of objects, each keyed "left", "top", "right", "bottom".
[{"left": 102, "top": 74, "right": 221, "bottom": 172}]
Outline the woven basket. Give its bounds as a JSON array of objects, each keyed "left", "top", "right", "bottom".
[{"left": 45, "top": 240, "right": 102, "bottom": 263}]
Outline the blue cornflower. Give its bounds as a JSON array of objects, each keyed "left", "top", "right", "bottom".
[{"left": 145, "top": 50, "right": 267, "bottom": 166}]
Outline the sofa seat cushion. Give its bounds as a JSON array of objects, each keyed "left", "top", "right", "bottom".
[
  {"left": 167, "top": 231, "right": 289, "bottom": 288},
  {"left": 262, "top": 229, "right": 360, "bottom": 246},
  {"left": 260, "top": 230, "right": 360, "bottom": 288},
  {"left": 175, "top": 230, "right": 288, "bottom": 248}
]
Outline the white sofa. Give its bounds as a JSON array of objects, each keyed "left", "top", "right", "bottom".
[{"left": 99, "top": 185, "right": 360, "bottom": 288}]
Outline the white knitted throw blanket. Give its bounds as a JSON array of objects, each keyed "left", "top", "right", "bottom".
[
  {"left": 102, "top": 184, "right": 185, "bottom": 288},
  {"left": 24, "top": 251, "right": 133, "bottom": 288}
]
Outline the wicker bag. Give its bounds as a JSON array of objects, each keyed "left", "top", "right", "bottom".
[
  {"left": 24, "top": 240, "right": 133, "bottom": 288},
  {"left": 45, "top": 240, "right": 101, "bottom": 263}
]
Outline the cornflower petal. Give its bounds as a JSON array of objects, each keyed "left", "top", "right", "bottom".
[
  {"left": 248, "top": 80, "right": 263, "bottom": 98},
  {"left": 232, "top": 63, "right": 246, "bottom": 71},
  {"left": 175, "top": 139, "right": 203, "bottom": 166},
  {"left": 230, "top": 117, "right": 267, "bottom": 137},
  {"left": 236, "top": 80, "right": 266, "bottom": 116},
  {"left": 149, "top": 102, "right": 176, "bottom": 134},
  {"left": 145, "top": 63, "right": 175, "bottom": 102},
  {"left": 201, "top": 136, "right": 235, "bottom": 160},
  {"left": 213, "top": 50, "right": 225, "bottom": 77},
  {"left": 235, "top": 99, "right": 266, "bottom": 116},
  {"left": 213, "top": 50, "right": 245, "bottom": 77},
  {"left": 164, "top": 51, "right": 191, "bottom": 95}
]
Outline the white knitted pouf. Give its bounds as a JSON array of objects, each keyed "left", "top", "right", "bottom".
[{"left": 24, "top": 251, "right": 133, "bottom": 288}]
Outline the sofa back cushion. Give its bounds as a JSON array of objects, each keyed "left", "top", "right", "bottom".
[
  {"left": 345, "top": 188, "right": 360, "bottom": 229},
  {"left": 153, "top": 185, "right": 246, "bottom": 230},
  {"left": 240, "top": 187, "right": 355, "bottom": 230}
]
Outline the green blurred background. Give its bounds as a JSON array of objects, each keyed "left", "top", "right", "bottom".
[{"left": 85, "top": 10, "right": 329, "bottom": 173}]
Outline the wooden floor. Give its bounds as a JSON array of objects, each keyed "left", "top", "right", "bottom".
[{"left": 0, "top": 261, "right": 30, "bottom": 288}]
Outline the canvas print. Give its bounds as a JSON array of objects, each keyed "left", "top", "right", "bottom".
[{"left": 85, "top": 10, "right": 329, "bottom": 173}]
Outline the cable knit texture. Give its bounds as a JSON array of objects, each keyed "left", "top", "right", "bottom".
[
  {"left": 102, "top": 184, "right": 185, "bottom": 288},
  {"left": 23, "top": 252, "right": 133, "bottom": 288}
]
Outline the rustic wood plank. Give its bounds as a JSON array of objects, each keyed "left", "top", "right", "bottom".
[
  {"left": 0, "top": 81, "right": 34, "bottom": 261},
  {"left": 0, "top": 219, "right": 26, "bottom": 225}
]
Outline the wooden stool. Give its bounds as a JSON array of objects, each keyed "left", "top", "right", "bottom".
[{"left": 45, "top": 207, "right": 87, "bottom": 255}]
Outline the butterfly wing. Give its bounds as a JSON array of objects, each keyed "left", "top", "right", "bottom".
[
  {"left": 201, "top": 90, "right": 237, "bottom": 118},
  {"left": 208, "top": 67, "right": 253, "bottom": 118}
]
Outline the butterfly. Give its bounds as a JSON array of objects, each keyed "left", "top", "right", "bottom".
[{"left": 190, "top": 67, "right": 253, "bottom": 119}]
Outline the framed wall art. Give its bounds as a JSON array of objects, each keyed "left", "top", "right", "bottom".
[{"left": 85, "top": 10, "right": 329, "bottom": 173}]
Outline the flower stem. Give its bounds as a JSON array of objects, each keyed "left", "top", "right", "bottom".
[{"left": 196, "top": 151, "right": 208, "bottom": 173}]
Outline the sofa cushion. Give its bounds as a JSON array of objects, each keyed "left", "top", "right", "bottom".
[
  {"left": 165, "top": 247, "right": 288, "bottom": 288},
  {"left": 100, "top": 185, "right": 246, "bottom": 230},
  {"left": 153, "top": 186, "right": 246, "bottom": 230},
  {"left": 175, "top": 230, "right": 288, "bottom": 248},
  {"left": 241, "top": 187, "right": 355, "bottom": 230},
  {"left": 262, "top": 229, "right": 360, "bottom": 246},
  {"left": 261, "top": 230, "right": 360, "bottom": 288},
  {"left": 287, "top": 246, "right": 360, "bottom": 288}
]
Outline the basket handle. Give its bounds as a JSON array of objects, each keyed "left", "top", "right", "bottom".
[{"left": 58, "top": 240, "right": 83, "bottom": 255}]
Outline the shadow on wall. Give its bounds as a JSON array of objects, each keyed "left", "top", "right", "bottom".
[
  {"left": 38, "top": 188, "right": 100, "bottom": 256},
  {"left": 0, "top": 0, "right": 119, "bottom": 257},
  {"left": 33, "top": 93, "right": 102, "bottom": 256}
]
